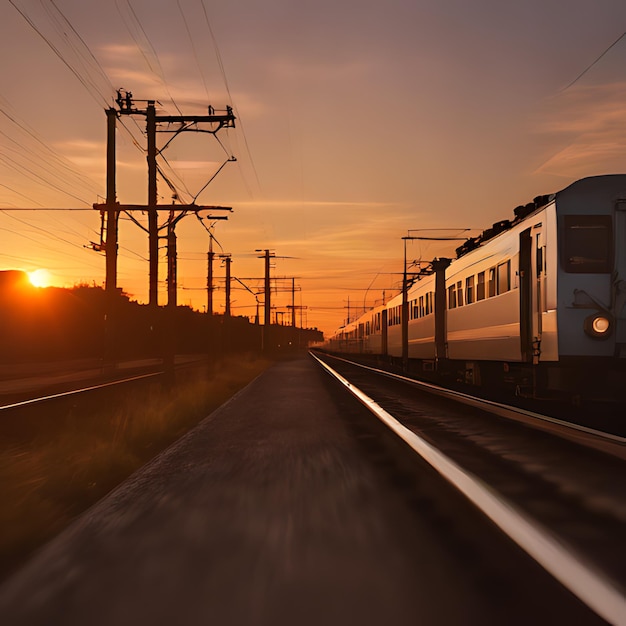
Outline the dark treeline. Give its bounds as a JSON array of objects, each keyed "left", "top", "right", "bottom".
[{"left": 0, "top": 271, "right": 322, "bottom": 364}]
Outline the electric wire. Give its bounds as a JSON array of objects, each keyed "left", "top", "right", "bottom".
[
  {"left": 0, "top": 102, "right": 102, "bottom": 198},
  {"left": 0, "top": 183, "right": 44, "bottom": 208},
  {"left": 9, "top": 1, "right": 112, "bottom": 109},
  {"left": 0, "top": 136, "right": 95, "bottom": 206},
  {"left": 200, "top": 0, "right": 261, "bottom": 195},
  {"left": 10, "top": 0, "right": 151, "bottom": 182},
  {"left": 176, "top": 0, "right": 211, "bottom": 102},
  {"left": 2, "top": 210, "right": 95, "bottom": 252},
  {"left": 0, "top": 152, "right": 91, "bottom": 206},
  {"left": 0, "top": 222, "right": 104, "bottom": 273},
  {"left": 0, "top": 130, "right": 98, "bottom": 202},
  {"left": 4, "top": 3, "right": 156, "bottom": 285},
  {"left": 6, "top": 1, "right": 244, "bottom": 302},
  {"left": 193, "top": 157, "right": 235, "bottom": 202},
  {"left": 115, "top": 0, "right": 184, "bottom": 116},
  {"left": 562, "top": 31, "right": 626, "bottom": 91},
  {"left": 48, "top": 0, "right": 113, "bottom": 95}
]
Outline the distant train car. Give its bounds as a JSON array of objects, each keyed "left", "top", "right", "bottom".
[
  {"left": 361, "top": 304, "right": 387, "bottom": 354},
  {"left": 326, "top": 175, "right": 626, "bottom": 401}
]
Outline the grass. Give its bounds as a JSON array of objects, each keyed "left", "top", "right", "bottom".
[{"left": 0, "top": 354, "right": 271, "bottom": 581}]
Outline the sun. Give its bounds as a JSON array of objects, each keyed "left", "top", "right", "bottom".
[{"left": 27, "top": 269, "right": 51, "bottom": 288}]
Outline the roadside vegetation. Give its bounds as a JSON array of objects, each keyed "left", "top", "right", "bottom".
[{"left": 0, "top": 355, "right": 271, "bottom": 581}]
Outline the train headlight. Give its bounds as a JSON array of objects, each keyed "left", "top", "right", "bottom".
[{"left": 584, "top": 313, "right": 613, "bottom": 339}]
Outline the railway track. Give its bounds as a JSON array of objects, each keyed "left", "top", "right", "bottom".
[
  {"left": 312, "top": 351, "right": 626, "bottom": 625},
  {"left": 0, "top": 355, "right": 207, "bottom": 409}
]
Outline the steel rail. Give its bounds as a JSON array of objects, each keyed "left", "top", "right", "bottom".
[
  {"left": 311, "top": 351, "right": 626, "bottom": 626},
  {"left": 314, "top": 352, "right": 626, "bottom": 461},
  {"left": 0, "top": 371, "right": 163, "bottom": 411}
]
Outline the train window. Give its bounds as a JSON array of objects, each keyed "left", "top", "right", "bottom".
[
  {"left": 394, "top": 305, "right": 401, "bottom": 325},
  {"left": 456, "top": 281, "right": 463, "bottom": 306},
  {"left": 418, "top": 295, "right": 424, "bottom": 318},
  {"left": 476, "top": 272, "right": 485, "bottom": 300},
  {"left": 465, "top": 276, "right": 475, "bottom": 304},
  {"left": 563, "top": 215, "right": 613, "bottom": 273},
  {"left": 497, "top": 261, "right": 511, "bottom": 294},
  {"left": 412, "top": 299, "right": 419, "bottom": 320},
  {"left": 448, "top": 285, "right": 457, "bottom": 309},
  {"left": 488, "top": 268, "right": 497, "bottom": 297}
]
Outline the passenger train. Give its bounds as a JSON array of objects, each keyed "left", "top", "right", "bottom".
[{"left": 325, "top": 175, "right": 626, "bottom": 402}]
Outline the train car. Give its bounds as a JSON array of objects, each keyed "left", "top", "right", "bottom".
[
  {"left": 361, "top": 303, "right": 387, "bottom": 354},
  {"left": 326, "top": 174, "right": 626, "bottom": 401},
  {"left": 386, "top": 275, "right": 437, "bottom": 360},
  {"left": 326, "top": 320, "right": 359, "bottom": 354}
]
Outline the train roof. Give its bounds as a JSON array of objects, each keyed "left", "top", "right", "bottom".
[{"left": 455, "top": 174, "right": 626, "bottom": 259}]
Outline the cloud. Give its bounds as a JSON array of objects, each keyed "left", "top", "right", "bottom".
[
  {"left": 234, "top": 199, "right": 406, "bottom": 210},
  {"left": 534, "top": 81, "right": 626, "bottom": 176},
  {"left": 269, "top": 56, "right": 375, "bottom": 83}
]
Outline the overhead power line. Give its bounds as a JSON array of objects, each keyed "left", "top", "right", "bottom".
[
  {"left": 562, "top": 31, "right": 626, "bottom": 92},
  {"left": 114, "top": 0, "right": 184, "bottom": 116},
  {"left": 9, "top": 0, "right": 113, "bottom": 108}
]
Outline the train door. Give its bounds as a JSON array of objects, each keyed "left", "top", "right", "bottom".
[
  {"left": 616, "top": 202, "right": 626, "bottom": 352},
  {"left": 519, "top": 223, "right": 546, "bottom": 363},
  {"left": 532, "top": 222, "right": 546, "bottom": 362},
  {"left": 519, "top": 229, "right": 532, "bottom": 362}
]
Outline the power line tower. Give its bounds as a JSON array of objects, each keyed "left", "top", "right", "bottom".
[{"left": 93, "top": 90, "right": 236, "bottom": 308}]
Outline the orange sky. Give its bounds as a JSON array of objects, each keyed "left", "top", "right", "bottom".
[{"left": 2, "top": 1, "right": 626, "bottom": 335}]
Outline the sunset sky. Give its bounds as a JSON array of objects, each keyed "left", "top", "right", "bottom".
[{"left": 2, "top": 1, "right": 626, "bottom": 335}]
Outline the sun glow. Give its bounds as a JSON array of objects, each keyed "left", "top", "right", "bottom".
[{"left": 28, "top": 269, "right": 51, "bottom": 288}]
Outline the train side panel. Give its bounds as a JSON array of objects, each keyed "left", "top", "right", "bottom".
[
  {"left": 446, "top": 230, "right": 521, "bottom": 362},
  {"left": 406, "top": 275, "right": 436, "bottom": 359}
]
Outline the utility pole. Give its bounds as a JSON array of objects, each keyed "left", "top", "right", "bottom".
[
  {"left": 196, "top": 218, "right": 225, "bottom": 316},
  {"left": 256, "top": 249, "right": 275, "bottom": 352},
  {"left": 100, "top": 107, "right": 119, "bottom": 369},
  {"left": 401, "top": 230, "right": 470, "bottom": 371},
  {"left": 147, "top": 101, "right": 158, "bottom": 307},
  {"left": 221, "top": 254, "right": 232, "bottom": 317},
  {"left": 256, "top": 249, "right": 275, "bottom": 327},
  {"left": 291, "top": 277, "right": 296, "bottom": 327},
  {"left": 207, "top": 246, "right": 214, "bottom": 315},
  {"left": 264, "top": 250, "right": 271, "bottom": 327},
  {"left": 401, "top": 236, "right": 411, "bottom": 371},
  {"left": 105, "top": 108, "right": 118, "bottom": 294},
  {"left": 167, "top": 212, "right": 177, "bottom": 308}
]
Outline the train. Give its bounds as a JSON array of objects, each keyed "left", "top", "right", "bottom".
[{"left": 324, "top": 174, "right": 626, "bottom": 402}]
